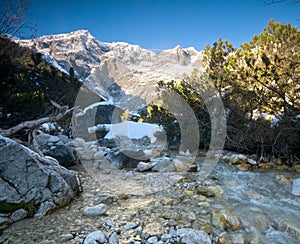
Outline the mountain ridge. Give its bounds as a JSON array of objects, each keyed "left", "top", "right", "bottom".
[{"left": 16, "top": 30, "right": 204, "bottom": 105}]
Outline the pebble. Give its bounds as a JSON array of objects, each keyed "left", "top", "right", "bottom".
[
  {"left": 177, "top": 228, "right": 211, "bottom": 244},
  {"left": 135, "top": 226, "right": 143, "bottom": 235},
  {"left": 0, "top": 216, "right": 11, "bottom": 226},
  {"left": 247, "top": 158, "right": 258, "bottom": 165},
  {"left": 83, "top": 204, "right": 108, "bottom": 216},
  {"left": 61, "top": 233, "right": 74, "bottom": 241},
  {"left": 161, "top": 233, "right": 172, "bottom": 241},
  {"left": 118, "top": 194, "right": 129, "bottom": 200},
  {"left": 137, "top": 162, "right": 153, "bottom": 172},
  {"left": 276, "top": 175, "right": 289, "bottom": 184},
  {"left": 108, "top": 232, "right": 118, "bottom": 244},
  {"left": 238, "top": 163, "right": 253, "bottom": 171},
  {"left": 231, "top": 233, "right": 245, "bottom": 244},
  {"left": 147, "top": 235, "right": 158, "bottom": 243},
  {"left": 96, "top": 195, "right": 114, "bottom": 205},
  {"left": 10, "top": 209, "right": 28, "bottom": 222},
  {"left": 93, "top": 150, "right": 107, "bottom": 160},
  {"left": 106, "top": 220, "right": 116, "bottom": 228},
  {"left": 169, "top": 229, "right": 177, "bottom": 237},
  {"left": 83, "top": 230, "right": 105, "bottom": 244},
  {"left": 141, "top": 232, "right": 150, "bottom": 240},
  {"left": 120, "top": 223, "right": 139, "bottom": 231},
  {"left": 213, "top": 209, "right": 241, "bottom": 231},
  {"left": 167, "top": 219, "right": 178, "bottom": 227}
]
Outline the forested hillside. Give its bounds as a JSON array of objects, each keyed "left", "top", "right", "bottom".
[{"left": 0, "top": 38, "right": 81, "bottom": 128}]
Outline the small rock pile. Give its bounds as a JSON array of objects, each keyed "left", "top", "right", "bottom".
[
  {"left": 74, "top": 136, "right": 199, "bottom": 173},
  {"left": 82, "top": 227, "right": 211, "bottom": 244},
  {"left": 67, "top": 172, "right": 243, "bottom": 244},
  {"left": 220, "top": 152, "right": 293, "bottom": 172}
]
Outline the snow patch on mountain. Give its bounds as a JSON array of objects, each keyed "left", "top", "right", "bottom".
[
  {"left": 42, "top": 54, "right": 69, "bottom": 74},
  {"left": 16, "top": 30, "right": 204, "bottom": 105}
]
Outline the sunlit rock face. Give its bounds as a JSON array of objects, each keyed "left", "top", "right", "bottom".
[{"left": 17, "top": 30, "right": 204, "bottom": 104}]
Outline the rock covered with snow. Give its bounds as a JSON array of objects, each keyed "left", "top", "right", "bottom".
[
  {"left": 90, "top": 121, "right": 165, "bottom": 144},
  {"left": 0, "top": 135, "right": 79, "bottom": 227},
  {"left": 74, "top": 103, "right": 124, "bottom": 141},
  {"left": 73, "top": 120, "right": 168, "bottom": 170}
]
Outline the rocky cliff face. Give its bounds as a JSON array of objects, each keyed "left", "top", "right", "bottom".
[
  {"left": 17, "top": 30, "right": 204, "bottom": 105},
  {"left": 17, "top": 30, "right": 109, "bottom": 79}
]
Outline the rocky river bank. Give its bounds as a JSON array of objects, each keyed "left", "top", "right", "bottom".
[{"left": 1, "top": 155, "right": 300, "bottom": 243}]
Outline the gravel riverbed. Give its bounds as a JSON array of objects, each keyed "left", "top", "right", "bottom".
[{"left": 1, "top": 162, "right": 300, "bottom": 244}]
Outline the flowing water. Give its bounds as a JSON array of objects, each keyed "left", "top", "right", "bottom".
[
  {"left": 1, "top": 160, "right": 300, "bottom": 243},
  {"left": 208, "top": 163, "right": 300, "bottom": 243}
]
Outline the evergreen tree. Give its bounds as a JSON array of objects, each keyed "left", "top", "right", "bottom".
[
  {"left": 156, "top": 19, "right": 300, "bottom": 163},
  {"left": 0, "top": 38, "right": 81, "bottom": 128},
  {"left": 203, "top": 19, "right": 300, "bottom": 161}
]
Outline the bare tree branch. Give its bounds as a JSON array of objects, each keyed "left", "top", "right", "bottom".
[
  {"left": 50, "top": 100, "right": 69, "bottom": 111},
  {"left": 0, "top": 0, "right": 37, "bottom": 38},
  {"left": 0, "top": 106, "right": 77, "bottom": 137}
]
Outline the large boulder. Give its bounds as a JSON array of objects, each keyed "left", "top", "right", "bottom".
[
  {"left": 44, "top": 145, "right": 76, "bottom": 167},
  {"left": 106, "top": 148, "right": 138, "bottom": 169},
  {"left": 36, "top": 132, "right": 77, "bottom": 167},
  {"left": 0, "top": 135, "right": 79, "bottom": 222}
]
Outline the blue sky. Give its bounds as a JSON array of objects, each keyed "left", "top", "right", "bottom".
[{"left": 28, "top": 0, "right": 300, "bottom": 50}]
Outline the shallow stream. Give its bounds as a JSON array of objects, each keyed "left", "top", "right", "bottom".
[{"left": 1, "top": 160, "right": 300, "bottom": 243}]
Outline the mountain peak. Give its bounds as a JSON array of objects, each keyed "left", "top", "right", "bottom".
[
  {"left": 164, "top": 45, "right": 182, "bottom": 52},
  {"left": 70, "top": 29, "right": 90, "bottom": 35},
  {"left": 69, "top": 29, "right": 93, "bottom": 39}
]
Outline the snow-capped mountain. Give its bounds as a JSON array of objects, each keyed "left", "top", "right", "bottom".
[{"left": 17, "top": 30, "right": 204, "bottom": 106}]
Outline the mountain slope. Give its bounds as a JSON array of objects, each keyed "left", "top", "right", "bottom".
[{"left": 17, "top": 30, "right": 204, "bottom": 106}]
